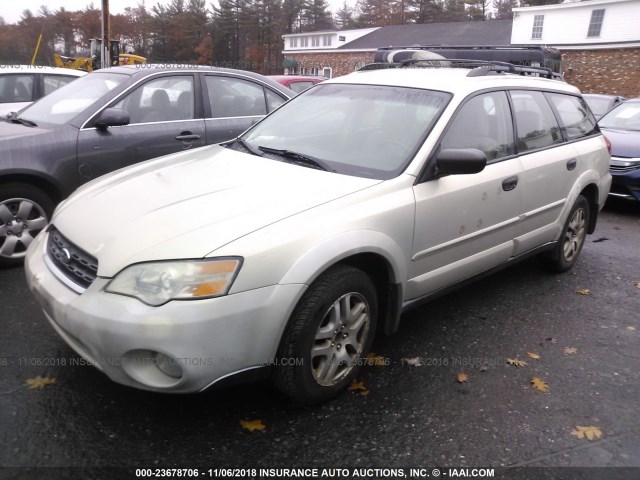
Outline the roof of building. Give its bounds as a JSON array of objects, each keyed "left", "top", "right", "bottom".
[{"left": 339, "top": 20, "right": 513, "bottom": 50}]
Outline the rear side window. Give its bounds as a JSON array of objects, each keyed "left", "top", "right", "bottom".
[
  {"left": 546, "top": 93, "right": 597, "bottom": 140},
  {"left": 43, "top": 74, "right": 78, "bottom": 95},
  {"left": 0, "top": 74, "right": 34, "bottom": 102},
  {"left": 441, "top": 91, "right": 514, "bottom": 161},
  {"left": 510, "top": 90, "right": 562, "bottom": 153}
]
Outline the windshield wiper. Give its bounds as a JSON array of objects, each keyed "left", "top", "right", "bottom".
[
  {"left": 257, "top": 146, "right": 335, "bottom": 172},
  {"left": 226, "top": 137, "right": 263, "bottom": 157},
  {"left": 5, "top": 112, "right": 37, "bottom": 127}
]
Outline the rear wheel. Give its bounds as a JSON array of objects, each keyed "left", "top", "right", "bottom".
[
  {"left": 272, "top": 265, "right": 378, "bottom": 404},
  {"left": 540, "top": 195, "right": 590, "bottom": 273},
  {"left": 0, "top": 183, "right": 54, "bottom": 267}
]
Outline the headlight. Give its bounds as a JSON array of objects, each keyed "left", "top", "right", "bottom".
[{"left": 105, "top": 258, "right": 242, "bottom": 306}]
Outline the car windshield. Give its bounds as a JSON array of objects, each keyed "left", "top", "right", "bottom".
[
  {"left": 241, "top": 83, "right": 450, "bottom": 179},
  {"left": 599, "top": 101, "right": 640, "bottom": 131},
  {"left": 18, "top": 72, "right": 129, "bottom": 126}
]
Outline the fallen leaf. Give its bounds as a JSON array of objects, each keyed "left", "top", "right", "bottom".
[
  {"left": 634, "top": 281, "right": 640, "bottom": 289},
  {"left": 564, "top": 347, "right": 578, "bottom": 355},
  {"left": 25, "top": 376, "right": 56, "bottom": 389},
  {"left": 403, "top": 357, "right": 423, "bottom": 367},
  {"left": 457, "top": 372, "right": 468, "bottom": 383},
  {"left": 366, "top": 353, "right": 386, "bottom": 366},
  {"left": 571, "top": 426, "right": 602, "bottom": 441},
  {"left": 531, "top": 376, "right": 549, "bottom": 393},
  {"left": 527, "top": 352, "right": 541, "bottom": 361},
  {"left": 348, "top": 380, "right": 369, "bottom": 396},
  {"left": 478, "top": 365, "right": 488, "bottom": 373},
  {"left": 628, "top": 326, "right": 637, "bottom": 332},
  {"left": 576, "top": 289, "right": 591, "bottom": 296},
  {"left": 240, "top": 419, "right": 266, "bottom": 432},
  {"left": 507, "top": 358, "right": 528, "bottom": 367}
]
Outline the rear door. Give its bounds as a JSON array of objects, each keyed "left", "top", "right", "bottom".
[
  {"left": 409, "top": 91, "right": 522, "bottom": 299},
  {"left": 76, "top": 73, "right": 206, "bottom": 180}
]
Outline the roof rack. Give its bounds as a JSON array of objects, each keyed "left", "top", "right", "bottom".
[{"left": 359, "top": 58, "right": 564, "bottom": 80}]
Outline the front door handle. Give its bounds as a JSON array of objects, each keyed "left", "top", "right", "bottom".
[
  {"left": 566, "top": 158, "right": 577, "bottom": 171},
  {"left": 175, "top": 132, "right": 201, "bottom": 141},
  {"left": 502, "top": 175, "right": 518, "bottom": 192}
]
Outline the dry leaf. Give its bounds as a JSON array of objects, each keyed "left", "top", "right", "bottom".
[
  {"left": 348, "top": 380, "right": 369, "bottom": 396},
  {"left": 240, "top": 419, "right": 266, "bottom": 432},
  {"left": 507, "top": 358, "right": 528, "bottom": 367},
  {"left": 478, "top": 365, "right": 488, "bottom": 373},
  {"left": 576, "top": 289, "right": 591, "bottom": 296},
  {"left": 457, "top": 372, "right": 469, "bottom": 383},
  {"left": 531, "top": 376, "right": 549, "bottom": 393},
  {"left": 571, "top": 426, "right": 602, "bottom": 441},
  {"left": 564, "top": 347, "right": 578, "bottom": 355},
  {"left": 366, "top": 353, "right": 386, "bottom": 366},
  {"left": 403, "top": 357, "right": 423, "bottom": 367},
  {"left": 25, "top": 376, "right": 56, "bottom": 389},
  {"left": 527, "top": 352, "right": 541, "bottom": 361},
  {"left": 634, "top": 281, "right": 640, "bottom": 289},
  {"left": 627, "top": 326, "right": 637, "bottom": 332}
]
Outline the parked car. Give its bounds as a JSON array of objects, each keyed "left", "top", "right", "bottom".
[
  {"left": 25, "top": 57, "right": 611, "bottom": 405},
  {"left": 0, "top": 65, "right": 292, "bottom": 265},
  {"left": 598, "top": 98, "right": 640, "bottom": 202},
  {"left": 268, "top": 75, "right": 326, "bottom": 94},
  {"left": 583, "top": 93, "right": 625, "bottom": 120},
  {"left": 0, "top": 66, "right": 85, "bottom": 117}
]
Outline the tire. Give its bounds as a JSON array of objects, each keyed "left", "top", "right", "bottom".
[
  {"left": 540, "top": 195, "right": 590, "bottom": 273},
  {"left": 272, "top": 265, "right": 378, "bottom": 405},
  {"left": 0, "top": 183, "right": 54, "bottom": 267}
]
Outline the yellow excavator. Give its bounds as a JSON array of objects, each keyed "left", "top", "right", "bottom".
[{"left": 54, "top": 39, "right": 146, "bottom": 72}]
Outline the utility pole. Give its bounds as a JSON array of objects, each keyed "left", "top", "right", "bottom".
[{"left": 101, "top": 0, "right": 110, "bottom": 67}]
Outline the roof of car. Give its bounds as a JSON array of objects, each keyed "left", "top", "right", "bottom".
[
  {"left": 327, "top": 66, "right": 580, "bottom": 97},
  {"left": 268, "top": 75, "right": 326, "bottom": 82},
  {"left": 0, "top": 65, "right": 86, "bottom": 76}
]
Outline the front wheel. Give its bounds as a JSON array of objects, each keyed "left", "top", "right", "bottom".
[
  {"left": 540, "top": 195, "right": 590, "bottom": 273},
  {"left": 0, "top": 183, "right": 54, "bottom": 267},
  {"left": 272, "top": 265, "right": 378, "bottom": 404}
]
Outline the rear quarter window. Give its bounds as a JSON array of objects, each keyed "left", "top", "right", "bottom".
[{"left": 546, "top": 93, "right": 597, "bottom": 140}]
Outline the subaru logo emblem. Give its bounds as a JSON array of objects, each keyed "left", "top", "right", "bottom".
[{"left": 61, "top": 248, "right": 72, "bottom": 264}]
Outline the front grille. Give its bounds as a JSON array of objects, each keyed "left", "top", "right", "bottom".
[
  {"left": 47, "top": 227, "right": 98, "bottom": 289},
  {"left": 610, "top": 164, "right": 640, "bottom": 173}
]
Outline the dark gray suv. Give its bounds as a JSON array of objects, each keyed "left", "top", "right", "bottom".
[{"left": 0, "top": 65, "right": 291, "bottom": 266}]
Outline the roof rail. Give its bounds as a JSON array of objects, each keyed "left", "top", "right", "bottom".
[{"left": 359, "top": 58, "right": 564, "bottom": 81}]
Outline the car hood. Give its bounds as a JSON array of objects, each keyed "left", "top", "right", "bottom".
[
  {"left": 0, "top": 119, "right": 52, "bottom": 140},
  {"left": 53, "top": 145, "right": 381, "bottom": 277},
  {"left": 600, "top": 128, "right": 640, "bottom": 158}
]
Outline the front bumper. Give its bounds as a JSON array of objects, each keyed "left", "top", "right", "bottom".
[
  {"left": 609, "top": 158, "right": 640, "bottom": 202},
  {"left": 24, "top": 230, "right": 306, "bottom": 393}
]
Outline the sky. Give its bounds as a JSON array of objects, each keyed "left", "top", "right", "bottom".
[{"left": 0, "top": 0, "right": 352, "bottom": 25}]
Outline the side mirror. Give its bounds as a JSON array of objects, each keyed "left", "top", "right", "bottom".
[
  {"left": 95, "top": 108, "right": 130, "bottom": 130},
  {"left": 436, "top": 148, "right": 487, "bottom": 175}
]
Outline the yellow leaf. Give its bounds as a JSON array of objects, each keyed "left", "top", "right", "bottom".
[
  {"left": 25, "top": 376, "right": 56, "bottom": 389},
  {"left": 507, "top": 358, "right": 528, "bottom": 367},
  {"left": 348, "top": 380, "right": 369, "bottom": 396},
  {"left": 634, "top": 281, "right": 640, "bottom": 289},
  {"left": 564, "top": 347, "right": 578, "bottom": 355},
  {"left": 240, "top": 419, "right": 266, "bottom": 432},
  {"left": 627, "top": 326, "right": 637, "bottom": 332},
  {"left": 366, "top": 353, "right": 386, "bottom": 366},
  {"left": 531, "top": 376, "right": 549, "bottom": 393},
  {"left": 457, "top": 372, "right": 468, "bottom": 383},
  {"left": 527, "top": 352, "right": 541, "bottom": 361},
  {"left": 576, "top": 289, "right": 591, "bottom": 296},
  {"left": 571, "top": 426, "right": 602, "bottom": 441}
]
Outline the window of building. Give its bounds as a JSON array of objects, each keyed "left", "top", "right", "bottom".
[
  {"left": 323, "top": 35, "right": 332, "bottom": 47},
  {"left": 339, "top": 35, "right": 346, "bottom": 42},
  {"left": 301, "top": 37, "right": 308, "bottom": 48},
  {"left": 531, "top": 15, "right": 544, "bottom": 39},
  {"left": 323, "top": 67, "right": 332, "bottom": 78},
  {"left": 587, "top": 9, "right": 605, "bottom": 37},
  {"left": 289, "top": 37, "right": 298, "bottom": 48},
  {"left": 310, "top": 67, "right": 319, "bottom": 76},
  {"left": 312, "top": 36, "right": 320, "bottom": 47}
]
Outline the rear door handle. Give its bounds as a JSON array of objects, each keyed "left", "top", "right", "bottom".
[
  {"left": 175, "top": 132, "right": 201, "bottom": 141},
  {"left": 502, "top": 175, "right": 518, "bottom": 192},
  {"left": 566, "top": 158, "right": 577, "bottom": 171}
]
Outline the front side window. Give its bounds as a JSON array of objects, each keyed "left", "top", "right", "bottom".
[
  {"left": 0, "top": 74, "right": 34, "bottom": 103},
  {"left": 532, "top": 15, "right": 544, "bottom": 39},
  {"left": 511, "top": 90, "right": 562, "bottom": 152},
  {"left": 114, "top": 75, "right": 195, "bottom": 124},
  {"left": 241, "top": 83, "right": 450, "bottom": 179},
  {"left": 546, "top": 93, "right": 597, "bottom": 140},
  {"left": 587, "top": 9, "right": 605, "bottom": 37},
  {"left": 441, "top": 91, "right": 514, "bottom": 162}
]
